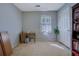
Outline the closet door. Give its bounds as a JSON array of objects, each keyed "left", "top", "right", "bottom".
[{"left": 0, "top": 32, "right": 12, "bottom": 56}]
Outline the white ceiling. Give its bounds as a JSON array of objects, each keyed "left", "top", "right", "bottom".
[{"left": 14, "top": 3, "right": 65, "bottom": 11}]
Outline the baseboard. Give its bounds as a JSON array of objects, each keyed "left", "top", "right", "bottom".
[{"left": 58, "top": 41, "right": 70, "bottom": 49}]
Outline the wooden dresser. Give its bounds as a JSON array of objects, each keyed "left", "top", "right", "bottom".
[{"left": 20, "top": 32, "right": 36, "bottom": 43}]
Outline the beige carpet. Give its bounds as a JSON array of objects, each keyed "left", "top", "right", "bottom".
[{"left": 11, "top": 41, "right": 71, "bottom": 56}]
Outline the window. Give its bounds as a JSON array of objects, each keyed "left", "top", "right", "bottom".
[{"left": 41, "top": 15, "right": 52, "bottom": 35}]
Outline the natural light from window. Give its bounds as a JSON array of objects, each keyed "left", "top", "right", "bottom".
[{"left": 41, "top": 15, "right": 52, "bottom": 36}]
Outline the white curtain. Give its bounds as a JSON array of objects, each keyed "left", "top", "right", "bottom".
[{"left": 41, "top": 15, "right": 52, "bottom": 36}]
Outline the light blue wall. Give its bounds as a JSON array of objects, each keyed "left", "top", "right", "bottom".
[{"left": 0, "top": 3, "right": 22, "bottom": 48}]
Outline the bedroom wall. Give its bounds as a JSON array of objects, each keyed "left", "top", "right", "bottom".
[{"left": 0, "top": 3, "right": 22, "bottom": 48}]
